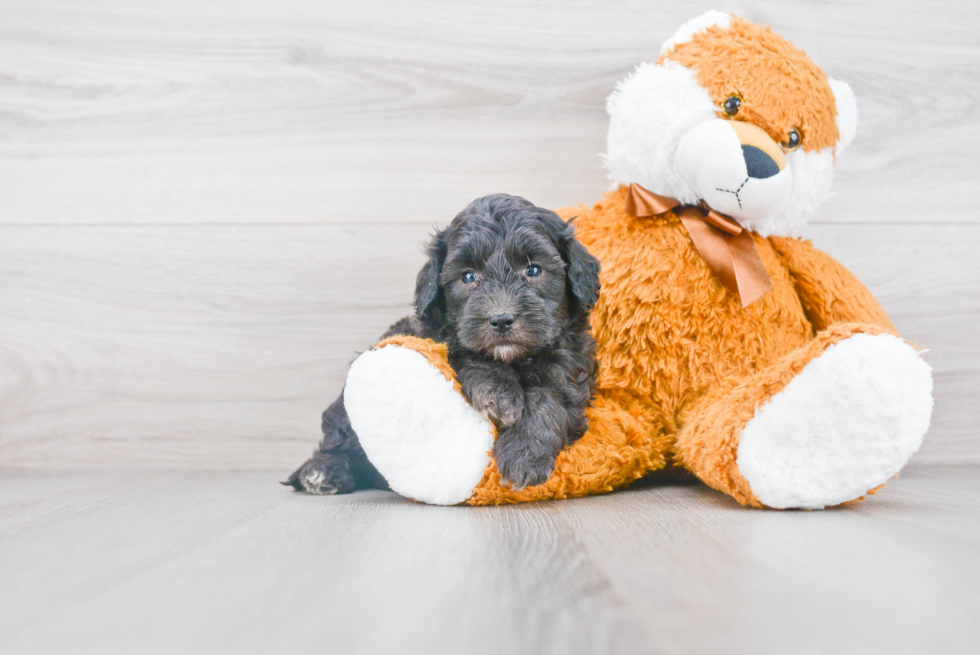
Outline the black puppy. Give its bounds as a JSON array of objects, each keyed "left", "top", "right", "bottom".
[{"left": 285, "top": 194, "right": 600, "bottom": 493}]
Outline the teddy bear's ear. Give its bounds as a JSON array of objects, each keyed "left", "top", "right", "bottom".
[
  {"left": 659, "top": 10, "right": 732, "bottom": 56},
  {"left": 828, "top": 77, "right": 859, "bottom": 156}
]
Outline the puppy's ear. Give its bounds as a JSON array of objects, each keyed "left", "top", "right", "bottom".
[
  {"left": 414, "top": 227, "right": 448, "bottom": 321},
  {"left": 562, "top": 228, "right": 601, "bottom": 312}
]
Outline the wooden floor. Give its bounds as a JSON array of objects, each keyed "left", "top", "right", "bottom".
[{"left": 2, "top": 465, "right": 977, "bottom": 655}]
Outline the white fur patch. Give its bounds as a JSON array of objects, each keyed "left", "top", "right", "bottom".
[
  {"left": 659, "top": 10, "right": 732, "bottom": 56},
  {"left": 492, "top": 344, "right": 523, "bottom": 362},
  {"left": 604, "top": 60, "right": 717, "bottom": 201},
  {"left": 829, "top": 77, "right": 859, "bottom": 156},
  {"left": 344, "top": 345, "right": 495, "bottom": 505},
  {"left": 736, "top": 334, "right": 933, "bottom": 509},
  {"left": 739, "top": 147, "right": 835, "bottom": 237}
]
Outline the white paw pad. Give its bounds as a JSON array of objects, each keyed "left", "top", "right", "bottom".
[
  {"left": 343, "top": 345, "right": 495, "bottom": 505},
  {"left": 737, "top": 334, "right": 933, "bottom": 509}
]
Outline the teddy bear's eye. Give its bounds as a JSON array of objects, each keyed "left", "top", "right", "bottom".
[
  {"left": 781, "top": 129, "right": 802, "bottom": 150},
  {"left": 723, "top": 95, "right": 741, "bottom": 116}
]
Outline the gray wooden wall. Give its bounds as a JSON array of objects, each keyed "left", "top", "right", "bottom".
[{"left": 1, "top": 0, "right": 977, "bottom": 469}]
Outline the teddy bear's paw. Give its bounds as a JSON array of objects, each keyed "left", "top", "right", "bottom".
[
  {"left": 736, "top": 333, "right": 934, "bottom": 509},
  {"left": 343, "top": 344, "right": 495, "bottom": 505}
]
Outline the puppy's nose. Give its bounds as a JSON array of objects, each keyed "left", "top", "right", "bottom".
[
  {"left": 489, "top": 313, "right": 515, "bottom": 333},
  {"left": 742, "top": 145, "right": 780, "bottom": 179}
]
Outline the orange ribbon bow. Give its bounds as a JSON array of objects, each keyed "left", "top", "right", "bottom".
[{"left": 625, "top": 182, "right": 773, "bottom": 308}]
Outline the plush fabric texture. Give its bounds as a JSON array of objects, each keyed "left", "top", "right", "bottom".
[
  {"left": 605, "top": 60, "right": 718, "bottom": 202},
  {"left": 828, "top": 77, "right": 859, "bottom": 155},
  {"left": 660, "top": 15, "right": 840, "bottom": 153},
  {"left": 658, "top": 10, "right": 732, "bottom": 57},
  {"left": 344, "top": 13, "right": 934, "bottom": 508},
  {"left": 736, "top": 332, "right": 933, "bottom": 509},
  {"left": 375, "top": 335, "right": 465, "bottom": 393},
  {"left": 674, "top": 323, "right": 899, "bottom": 508},
  {"left": 344, "top": 338, "right": 496, "bottom": 506},
  {"left": 754, "top": 147, "right": 834, "bottom": 237},
  {"left": 767, "top": 235, "right": 895, "bottom": 331},
  {"left": 467, "top": 390, "right": 673, "bottom": 505}
]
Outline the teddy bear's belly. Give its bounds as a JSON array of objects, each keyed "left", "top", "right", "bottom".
[{"left": 583, "top": 218, "right": 814, "bottom": 427}]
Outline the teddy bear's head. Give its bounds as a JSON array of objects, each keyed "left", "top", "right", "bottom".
[{"left": 604, "top": 11, "right": 857, "bottom": 236}]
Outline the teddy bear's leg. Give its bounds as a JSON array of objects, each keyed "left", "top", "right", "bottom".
[
  {"left": 343, "top": 336, "right": 497, "bottom": 505},
  {"left": 467, "top": 390, "right": 673, "bottom": 505},
  {"left": 674, "top": 324, "right": 933, "bottom": 509},
  {"left": 344, "top": 336, "right": 672, "bottom": 505}
]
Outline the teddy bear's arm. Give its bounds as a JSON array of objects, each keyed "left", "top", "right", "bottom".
[{"left": 768, "top": 236, "right": 895, "bottom": 332}]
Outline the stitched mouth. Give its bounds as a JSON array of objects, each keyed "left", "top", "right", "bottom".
[{"left": 715, "top": 177, "right": 750, "bottom": 209}]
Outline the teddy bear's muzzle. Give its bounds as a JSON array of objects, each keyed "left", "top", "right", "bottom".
[{"left": 676, "top": 118, "right": 793, "bottom": 223}]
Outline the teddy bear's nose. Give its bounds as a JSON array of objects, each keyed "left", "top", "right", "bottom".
[
  {"left": 742, "top": 145, "right": 781, "bottom": 179},
  {"left": 726, "top": 120, "right": 787, "bottom": 180}
]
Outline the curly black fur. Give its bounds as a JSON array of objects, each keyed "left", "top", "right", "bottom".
[{"left": 285, "top": 194, "right": 600, "bottom": 493}]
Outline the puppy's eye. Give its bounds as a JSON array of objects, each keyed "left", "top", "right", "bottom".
[
  {"left": 781, "top": 129, "right": 802, "bottom": 150},
  {"left": 461, "top": 271, "right": 477, "bottom": 284},
  {"left": 525, "top": 264, "right": 542, "bottom": 278},
  {"left": 723, "top": 95, "right": 741, "bottom": 116}
]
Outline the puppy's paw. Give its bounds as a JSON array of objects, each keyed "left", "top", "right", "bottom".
[
  {"left": 282, "top": 452, "right": 358, "bottom": 495},
  {"left": 485, "top": 390, "right": 526, "bottom": 429},
  {"left": 462, "top": 376, "right": 525, "bottom": 429},
  {"left": 493, "top": 429, "right": 558, "bottom": 490},
  {"left": 497, "top": 460, "right": 555, "bottom": 491}
]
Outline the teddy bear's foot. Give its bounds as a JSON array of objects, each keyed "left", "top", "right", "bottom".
[
  {"left": 343, "top": 337, "right": 495, "bottom": 505},
  {"left": 677, "top": 326, "right": 933, "bottom": 509},
  {"left": 737, "top": 332, "right": 932, "bottom": 508}
]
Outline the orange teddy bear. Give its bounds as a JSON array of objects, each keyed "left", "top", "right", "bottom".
[{"left": 341, "top": 12, "right": 934, "bottom": 508}]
